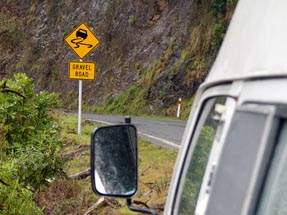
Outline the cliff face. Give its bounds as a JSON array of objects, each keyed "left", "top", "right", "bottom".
[{"left": 0, "top": 0, "right": 237, "bottom": 114}]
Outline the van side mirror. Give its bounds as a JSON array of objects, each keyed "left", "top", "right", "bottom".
[{"left": 91, "top": 124, "right": 138, "bottom": 197}]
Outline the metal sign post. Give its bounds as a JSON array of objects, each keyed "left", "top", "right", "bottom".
[
  {"left": 78, "top": 80, "right": 82, "bottom": 134},
  {"left": 78, "top": 59, "right": 83, "bottom": 134}
]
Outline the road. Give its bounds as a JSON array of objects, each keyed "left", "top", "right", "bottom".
[{"left": 82, "top": 113, "right": 187, "bottom": 150}]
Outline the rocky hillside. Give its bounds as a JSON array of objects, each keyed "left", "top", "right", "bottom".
[{"left": 0, "top": 0, "right": 237, "bottom": 115}]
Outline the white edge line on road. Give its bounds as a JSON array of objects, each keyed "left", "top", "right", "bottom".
[
  {"left": 138, "top": 132, "right": 180, "bottom": 149},
  {"left": 88, "top": 119, "right": 113, "bottom": 125},
  {"left": 87, "top": 119, "right": 180, "bottom": 149}
]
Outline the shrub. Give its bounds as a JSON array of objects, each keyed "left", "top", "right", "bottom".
[
  {"left": 211, "top": 0, "right": 227, "bottom": 16},
  {"left": 211, "top": 21, "right": 226, "bottom": 49},
  {"left": 0, "top": 73, "right": 66, "bottom": 213}
]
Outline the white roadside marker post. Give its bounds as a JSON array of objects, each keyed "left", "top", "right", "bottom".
[{"left": 177, "top": 98, "right": 182, "bottom": 118}]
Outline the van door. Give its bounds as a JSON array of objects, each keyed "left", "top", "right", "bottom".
[{"left": 173, "top": 96, "right": 236, "bottom": 215}]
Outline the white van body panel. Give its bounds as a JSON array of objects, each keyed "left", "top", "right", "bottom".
[
  {"left": 164, "top": 0, "right": 287, "bottom": 214},
  {"left": 206, "top": 0, "right": 287, "bottom": 84}
]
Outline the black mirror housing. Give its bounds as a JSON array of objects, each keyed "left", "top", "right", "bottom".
[{"left": 91, "top": 124, "right": 138, "bottom": 198}]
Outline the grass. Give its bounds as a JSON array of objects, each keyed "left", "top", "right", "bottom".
[
  {"left": 92, "top": 40, "right": 179, "bottom": 117},
  {"left": 136, "top": 142, "right": 177, "bottom": 209},
  {"left": 93, "top": 98, "right": 193, "bottom": 121},
  {"left": 35, "top": 113, "right": 178, "bottom": 214}
]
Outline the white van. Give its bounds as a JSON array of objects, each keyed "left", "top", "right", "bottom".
[{"left": 90, "top": 0, "right": 287, "bottom": 214}]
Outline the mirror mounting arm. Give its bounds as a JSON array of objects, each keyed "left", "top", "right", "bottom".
[{"left": 127, "top": 198, "right": 157, "bottom": 215}]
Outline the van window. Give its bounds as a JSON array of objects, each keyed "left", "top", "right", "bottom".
[
  {"left": 176, "top": 96, "right": 235, "bottom": 215},
  {"left": 256, "top": 120, "right": 287, "bottom": 215},
  {"left": 205, "top": 105, "right": 277, "bottom": 215}
]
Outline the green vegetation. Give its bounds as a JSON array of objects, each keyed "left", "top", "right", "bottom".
[
  {"left": 128, "top": 15, "right": 135, "bottom": 25},
  {"left": 0, "top": 0, "right": 240, "bottom": 212},
  {"left": 179, "top": 126, "right": 215, "bottom": 214},
  {"left": 92, "top": 0, "right": 238, "bottom": 118},
  {"left": 211, "top": 0, "right": 227, "bottom": 16},
  {"left": 36, "top": 114, "right": 177, "bottom": 214},
  {"left": 0, "top": 1, "right": 238, "bottom": 120},
  {"left": 211, "top": 21, "right": 226, "bottom": 49},
  {"left": 0, "top": 73, "right": 177, "bottom": 214},
  {"left": 94, "top": 40, "right": 178, "bottom": 117},
  {"left": 0, "top": 73, "right": 64, "bottom": 214},
  {"left": 104, "top": 84, "right": 145, "bottom": 115},
  {"left": 137, "top": 142, "right": 178, "bottom": 207}
]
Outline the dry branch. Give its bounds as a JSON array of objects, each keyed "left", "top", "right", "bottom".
[
  {"left": 0, "top": 89, "right": 26, "bottom": 99},
  {"left": 133, "top": 200, "right": 150, "bottom": 209},
  {"left": 69, "top": 168, "right": 91, "bottom": 180},
  {"left": 84, "top": 197, "right": 105, "bottom": 215},
  {"left": 84, "top": 197, "right": 121, "bottom": 215}
]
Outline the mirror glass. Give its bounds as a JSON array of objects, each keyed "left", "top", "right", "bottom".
[{"left": 91, "top": 124, "right": 137, "bottom": 197}]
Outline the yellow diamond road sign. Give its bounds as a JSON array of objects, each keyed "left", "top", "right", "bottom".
[
  {"left": 65, "top": 23, "right": 100, "bottom": 59},
  {"left": 69, "top": 61, "right": 96, "bottom": 80}
]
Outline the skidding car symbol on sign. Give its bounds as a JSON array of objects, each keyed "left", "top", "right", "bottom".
[
  {"left": 71, "top": 29, "right": 92, "bottom": 48},
  {"left": 64, "top": 23, "right": 100, "bottom": 59},
  {"left": 76, "top": 29, "right": 88, "bottom": 40}
]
